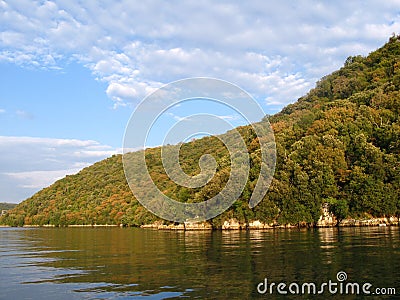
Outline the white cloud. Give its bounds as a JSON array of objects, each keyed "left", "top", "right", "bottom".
[
  {"left": 218, "top": 114, "right": 241, "bottom": 121},
  {"left": 167, "top": 112, "right": 185, "bottom": 122},
  {"left": 0, "top": 1, "right": 399, "bottom": 110},
  {"left": 5, "top": 169, "right": 83, "bottom": 189},
  {"left": 106, "top": 82, "right": 137, "bottom": 107},
  {"left": 0, "top": 136, "right": 120, "bottom": 203},
  {"left": 0, "top": 108, "right": 5, "bottom": 114}
]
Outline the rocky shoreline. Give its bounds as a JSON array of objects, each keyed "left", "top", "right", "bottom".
[
  {"left": 141, "top": 216, "right": 400, "bottom": 230},
  {"left": 1, "top": 217, "right": 398, "bottom": 229}
]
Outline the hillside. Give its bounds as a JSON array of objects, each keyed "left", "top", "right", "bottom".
[
  {"left": 2, "top": 36, "right": 400, "bottom": 227},
  {"left": 0, "top": 203, "right": 17, "bottom": 211}
]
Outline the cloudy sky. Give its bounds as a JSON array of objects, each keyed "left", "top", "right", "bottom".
[{"left": 1, "top": 0, "right": 399, "bottom": 203}]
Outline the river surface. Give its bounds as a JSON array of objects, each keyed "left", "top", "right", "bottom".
[{"left": 0, "top": 227, "right": 399, "bottom": 299}]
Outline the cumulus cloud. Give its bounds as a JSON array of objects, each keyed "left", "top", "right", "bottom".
[
  {"left": 0, "top": 136, "right": 120, "bottom": 203},
  {"left": 1, "top": 1, "right": 399, "bottom": 110}
]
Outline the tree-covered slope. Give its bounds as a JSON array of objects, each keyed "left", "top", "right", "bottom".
[{"left": 2, "top": 36, "right": 400, "bottom": 227}]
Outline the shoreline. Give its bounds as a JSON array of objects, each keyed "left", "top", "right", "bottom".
[
  {"left": 142, "top": 217, "right": 400, "bottom": 231},
  {"left": 1, "top": 216, "right": 398, "bottom": 230},
  {"left": 1, "top": 216, "right": 396, "bottom": 230}
]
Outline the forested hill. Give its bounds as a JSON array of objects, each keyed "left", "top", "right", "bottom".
[
  {"left": 2, "top": 36, "right": 400, "bottom": 227},
  {"left": 0, "top": 203, "right": 17, "bottom": 211}
]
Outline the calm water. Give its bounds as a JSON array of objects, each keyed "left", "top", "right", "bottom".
[{"left": 0, "top": 227, "right": 399, "bottom": 299}]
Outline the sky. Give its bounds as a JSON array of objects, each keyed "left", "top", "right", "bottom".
[{"left": 1, "top": 0, "right": 400, "bottom": 203}]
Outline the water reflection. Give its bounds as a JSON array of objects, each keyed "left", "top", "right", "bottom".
[
  {"left": 0, "top": 227, "right": 399, "bottom": 299},
  {"left": 318, "top": 227, "right": 338, "bottom": 265}
]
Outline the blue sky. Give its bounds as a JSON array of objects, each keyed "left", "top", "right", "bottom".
[
  {"left": 1, "top": 0, "right": 400, "bottom": 203},
  {"left": 1, "top": 61, "right": 132, "bottom": 146}
]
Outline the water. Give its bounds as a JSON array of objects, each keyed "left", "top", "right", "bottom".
[{"left": 0, "top": 227, "right": 399, "bottom": 299}]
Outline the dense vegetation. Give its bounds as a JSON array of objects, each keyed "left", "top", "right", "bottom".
[{"left": 2, "top": 36, "right": 400, "bottom": 227}]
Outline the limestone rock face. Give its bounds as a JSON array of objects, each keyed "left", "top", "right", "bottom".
[
  {"left": 248, "top": 220, "right": 274, "bottom": 229},
  {"left": 140, "top": 215, "right": 399, "bottom": 230},
  {"left": 340, "top": 217, "right": 399, "bottom": 227},
  {"left": 184, "top": 221, "right": 212, "bottom": 230},
  {"left": 317, "top": 204, "right": 337, "bottom": 227},
  {"left": 221, "top": 219, "right": 242, "bottom": 230}
]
